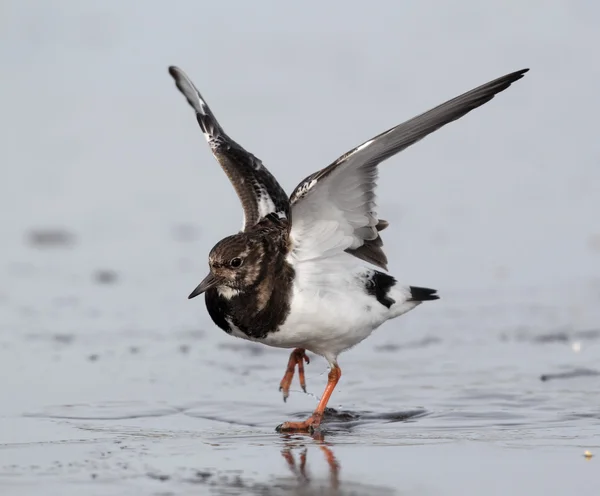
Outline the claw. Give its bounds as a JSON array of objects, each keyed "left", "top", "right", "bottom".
[{"left": 279, "top": 348, "right": 309, "bottom": 401}]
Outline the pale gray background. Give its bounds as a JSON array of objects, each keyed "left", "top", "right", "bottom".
[
  {"left": 1, "top": 1, "right": 599, "bottom": 495},
  {"left": 2, "top": 1, "right": 599, "bottom": 291}
]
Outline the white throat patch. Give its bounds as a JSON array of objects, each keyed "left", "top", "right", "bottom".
[{"left": 217, "top": 286, "right": 240, "bottom": 299}]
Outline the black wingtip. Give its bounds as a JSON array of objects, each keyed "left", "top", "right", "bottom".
[
  {"left": 409, "top": 286, "right": 439, "bottom": 302},
  {"left": 496, "top": 68, "right": 530, "bottom": 91},
  {"left": 486, "top": 68, "right": 530, "bottom": 95},
  {"left": 509, "top": 68, "right": 530, "bottom": 82}
]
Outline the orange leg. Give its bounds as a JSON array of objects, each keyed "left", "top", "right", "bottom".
[
  {"left": 279, "top": 348, "right": 310, "bottom": 402},
  {"left": 277, "top": 364, "right": 342, "bottom": 433}
]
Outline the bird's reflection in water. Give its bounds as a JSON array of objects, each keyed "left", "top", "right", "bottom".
[
  {"left": 280, "top": 431, "right": 340, "bottom": 492},
  {"left": 275, "top": 408, "right": 423, "bottom": 494}
]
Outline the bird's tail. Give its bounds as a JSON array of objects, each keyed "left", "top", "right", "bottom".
[
  {"left": 408, "top": 286, "right": 439, "bottom": 302},
  {"left": 168, "top": 66, "right": 224, "bottom": 141}
]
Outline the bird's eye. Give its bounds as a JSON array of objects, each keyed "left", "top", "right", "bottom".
[{"left": 230, "top": 257, "right": 243, "bottom": 268}]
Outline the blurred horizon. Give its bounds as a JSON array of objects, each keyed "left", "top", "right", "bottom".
[{"left": 1, "top": 1, "right": 599, "bottom": 315}]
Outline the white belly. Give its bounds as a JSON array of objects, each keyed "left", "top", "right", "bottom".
[
  {"left": 262, "top": 289, "right": 383, "bottom": 360},
  {"left": 258, "top": 255, "right": 420, "bottom": 362}
]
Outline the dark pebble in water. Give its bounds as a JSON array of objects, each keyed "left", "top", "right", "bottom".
[
  {"left": 540, "top": 368, "right": 600, "bottom": 381},
  {"left": 533, "top": 332, "right": 570, "bottom": 343},
  {"left": 129, "top": 346, "right": 140, "bottom": 354},
  {"left": 179, "top": 344, "right": 191, "bottom": 354},
  {"left": 88, "top": 354, "right": 100, "bottom": 362},
  {"left": 94, "top": 270, "right": 118, "bottom": 284},
  {"left": 27, "top": 229, "right": 75, "bottom": 248}
]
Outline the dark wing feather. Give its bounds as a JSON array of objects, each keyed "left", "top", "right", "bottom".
[
  {"left": 346, "top": 219, "right": 389, "bottom": 270},
  {"left": 291, "top": 68, "right": 529, "bottom": 204},
  {"left": 169, "top": 66, "right": 289, "bottom": 231},
  {"left": 289, "top": 69, "right": 529, "bottom": 268}
]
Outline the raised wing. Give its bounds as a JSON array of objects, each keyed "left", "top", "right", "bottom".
[
  {"left": 169, "top": 66, "right": 289, "bottom": 231},
  {"left": 289, "top": 69, "right": 529, "bottom": 268}
]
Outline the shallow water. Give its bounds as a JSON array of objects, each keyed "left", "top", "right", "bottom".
[{"left": 1, "top": 255, "right": 599, "bottom": 495}]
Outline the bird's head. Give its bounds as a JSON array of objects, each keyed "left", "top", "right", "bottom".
[{"left": 188, "top": 233, "right": 265, "bottom": 299}]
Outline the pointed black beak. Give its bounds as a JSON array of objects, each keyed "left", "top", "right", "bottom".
[{"left": 188, "top": 273, "right": 219, "bottom": 299}]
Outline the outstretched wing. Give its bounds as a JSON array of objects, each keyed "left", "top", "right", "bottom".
[
  {"left": 289, "top": 69, "right": 529, "bottom": 269},
  {"left": 169, "top": 66, "right": 289, "bottom": 231}
]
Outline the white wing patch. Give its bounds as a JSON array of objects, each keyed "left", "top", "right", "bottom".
[
  {"left": 256, "top": 189, "right": 278, "bottom": 219},
  {"left": 292, "top": 178, "right": 317, "bottom": 202}
]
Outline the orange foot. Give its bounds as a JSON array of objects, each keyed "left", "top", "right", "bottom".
[
  {"left": 277, "top": 364, "right": 342, "bottom": 433},
  {"left": 276, "top": 413, "right": 323, "bottom": 434},
  {"left": 279, "top": 348, "right": 310, "bottom": 402}
]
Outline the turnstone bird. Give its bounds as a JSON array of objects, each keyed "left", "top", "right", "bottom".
[{"left": 168, "top": 66, "right": 528, "bottom": 432}]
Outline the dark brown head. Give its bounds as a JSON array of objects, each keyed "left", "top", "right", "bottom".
[{"left": 188, "top": 233, "right": 266, "bottom": 299}]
